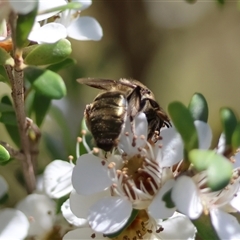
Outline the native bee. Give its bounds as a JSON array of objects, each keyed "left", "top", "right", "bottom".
[{"left": 77, "top": 78, "right": 171, "bottom": 152}]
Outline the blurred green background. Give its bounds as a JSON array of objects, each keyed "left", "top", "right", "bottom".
[{"left": 1, "top": 0, "right": 240, "bottom": 201}]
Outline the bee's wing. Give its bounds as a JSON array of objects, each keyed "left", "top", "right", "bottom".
[{"left": 77, "top": 78, "right": 119, "bottom": 90}]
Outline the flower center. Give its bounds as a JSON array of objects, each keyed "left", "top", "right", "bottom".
[{"left": 110, "top": 147, "right": 162, "bottom": 209}]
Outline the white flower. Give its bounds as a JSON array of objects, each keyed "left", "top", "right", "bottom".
[
  {"left": 29, "top": 0, "right": 103, "bottom": 43},
  {"left": 66, "top": 113, "right": 187, "bottom": 236},
  {"left": 16, "top": 193, "right": 56, "bottom": 238},
  {"left": 43, "top": 159, "right": 74, "bottom": 199},
  {"left": 171, "top": 160, "right": 240, "bottom": 240},
  {"left": 0, "top": 0, "right": 37, "bottom": 21},
  {"left": 0, "top": 208, "right": 29, "bottom": 240}
]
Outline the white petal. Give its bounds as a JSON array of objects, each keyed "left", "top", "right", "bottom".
[
  {"left": 9, "top": 0, "right": 37, "bottom": 14},
  {"left": 118, "top": 112, "right": 148, "bottom": 156},
  {"left": 28, "top": 23, "right": 67, "bottom": 43},
  {"left": 160, "top": 127, "right": 184, "bottom": 167},
  {"left": 69, "top": 189, "right": 110, "bottom": 220},
  {"left": 194, "top": 120, "right": 212, "bottom": 149},
  {"left": 67, "top": 16, "right": 103, "bottom": 41},
  {"left": 230, "top": 186, "right": 240, "bottom": 212},
  {"left": 0, "top": 175, "right": 8, "bottom": 199},
  {"left": 74, "top": 0, "right": 92, "bottom": 10},
  {"left": 148, "top": 179, "right": 176, "bottom": 220},
  {"left": 61, "top": 199, "right": 87, "bottom": 227},
  {"left": 43, "top": 160, "right": 73, "bottom": 199},
  {"left": 0, "top": 208, "right": 29, "bottom": 240},
  {"left": 210, "top": 209, "right": 240, "bottom": 240},
  {"left": 63, "top": 228, "right": 104, "bottom": 240},
  {"left": 72, "top": 154, "right": 112, "bottom": 195},
  {"left": 88, "top": 196, "right": 132, "bottom": 234},
  {"left": 37, "top": 0, "right": 67, "bottom": 21},
  {"left": 233, "top": 152, "right": 240, "bottom": 169},
  {"left": 16, "top": 193, "right": 56, "bottom": 236},
  {"left": 171, "top": 176, "right": 203, "bottom": 219},
  {"left": 216, "top": 133, "right": 226, "bottom": 154},
  {"left": 158, "top": 214, "right": 196, "bottom": 240}
]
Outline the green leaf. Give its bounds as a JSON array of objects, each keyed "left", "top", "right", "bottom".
[
  {"left": 47, "top": 58, "right": 76, "bottom": 72},
  {"left": 0, "top": 65, "right": 9, "bottom": 83},
  {"left": 0, "top": 96, "right": 20, "bottom": 147},
  {"left": 207, "top": 155, "right": 232, "bottom": 191},
  {"left": 0, "top": 144, "right": 10, "bottom": 162},
  {"left": 24, "top": 39, "right": 72, "bottom": 66},
  {"left": 220, "top": 108, "right": 238, "bottom": 146},
  {"left": 15, "top": 3, "right": 38, "bottom": 49},
  {"left": 106, "top": 209, "right": 139, "bottom": 238},
  {"left": 189, "top": 149, "right": 214, "bottom": 171},
  {"left": 32, "top": 92, "right": 51, "bottom": 126},
  {"left": 0, "top": 48, "right": 14, "bottom": 66},
  {"left": 0, "top": 103, "right": 14, "bottom": 113},
  {"left": 232, "top": 122, "right": 240, "bottom": 151},
  {"left": 188, "top": 93, "right": 208, "bottom": 122},
  {"left": 162, "top": 189, "right": 175, "bottom": 208},
  {"left": 0, "top": 193, "right": 9, "bottom": 204},
  {"left": 192, "top": 214, "right": 220, "bottom": 240},
  {"left": 168, "top": 101, "right": 198, "bottom": 153},
  {"left": 24, "top": 67, "right": 67, "bottom": 99},
  {"left": 22, "top": 44, "right": 38, "bottom": 59},
  {"left": 38, "top": 2, "right": 81, "bottom": 15},
  {"left": 217, "top": 0, "right": 224, "bottom": 4},
  {"left": 189, "top": 149, "right": 232, "bottom": 191}
]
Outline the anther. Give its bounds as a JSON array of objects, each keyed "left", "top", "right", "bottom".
[
  {"left": 77, "top": 137, "right": 82, "bottom": 143},
  {"left": 91, "top": 233, "right": 96, "bottom": 239},
  {"left": 101, "top": 161, "right": 106, "bottom": 166},
  {"left": 68, "top": 155, "right": 74, "bottom": 162}
]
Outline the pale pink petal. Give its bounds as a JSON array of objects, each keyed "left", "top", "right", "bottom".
[
  {"left": 63, "top": 228, "right": 104, "bottom": 240},
  {"left": 69, "top": 189, "right": 110, "bottom": 220},
  {"left": 43, "top": 160, "right": 73, "bottom": 199},
  {"left": 210, "top": 209, "right": 240, "bottom": 240},
  {"left": 72, "top": 154, "right": 112, "bottom": 195},
  {"left": 0, "top": 208, "right": 29, "bottom": 240},
  {"left": 194, "top": 120, "right": 212, "bottom": 149},
  {"left": 67, "top": 16, "right": 103, "bottom": 41},
  {"left": 158, "top": 213, "right": 196, "bottom": 240},
  {"left": 88, "top": 196, "right": 132, "bottom": 234},
  {"left": 171, "top": 176, "right": 203, "bottom": 219},
  {"left": 148, "top": 179, "right": 176, "bottom": 219}
]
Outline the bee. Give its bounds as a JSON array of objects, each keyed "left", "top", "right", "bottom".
[{"left": 77, "top": 78, "right": 171, "bottom": 152}]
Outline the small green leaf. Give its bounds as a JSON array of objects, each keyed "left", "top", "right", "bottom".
[
  {"left": 0, "top": 144, "right": 10, "bottom": 162},
  {"left": 32, "top": 92, "right": 51, "bottom": 126},
  {"left": 106, "top": 209, "right": 139, "bottom": 238},
  {"left": 24, "top": 39, "right": 72, "bottom": 66},
  {"left": 15, "top": 3, "right": 38, "bottom": 49},
  {"left": 168, "top": 101, "right": 198, "bottom": 153},
  {"left": 192, "top": 214, "right": 220, "bottom": 240},
  {"left": 162, "top": 189, "right": 175, "bottom": 208},
  {"left": 0, "top": 193, "right": 9, "bottom": 204},
  {"left": 189, "top": 149, "right": 214, "bottom": 171},
  {"left": 0, "top": 96, "right": 20, "bottom": 147},
  {"left": 189, "top": 149, "right": 232, "bottom": 191},
  {"left": 47, "top": 58, "right": 76, "bottom": 72},
  {"left": 207, "top": 155, "right": 232, "bottom": 191},
  {"left": 232, "top": 122, "right": 240, "bottom": 151},
  {"left": 0, "top": 65, "right": 9, "bottom": 83},
  {"left": 0, "top": 48, "right": 14, "bottom": 66},
  {"left": 0, "top": 103, "right": 14, "bottom": 113},
  {"left": 188, "top": 93, "right": 208, "bottom": 122},
  {"left": 217, "top": 0, "right": 224, "bottom": 4},
  {"left": 220, "top": 108, "right": 238, "bottom": 146},
  {"left": 24, "top": 67, "right": 67, "bottom": 99},
  {"left": 22, "top": 44, "right": 38, "bottom": 58}
]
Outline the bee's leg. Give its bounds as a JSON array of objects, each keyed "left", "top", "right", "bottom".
[{"left": 127, "top": 86, "right": 142, "bottom": 147}]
